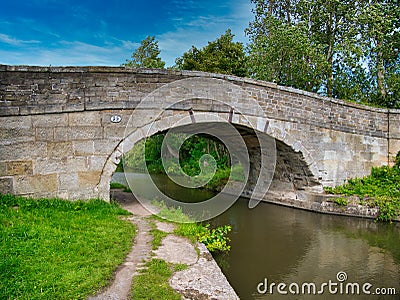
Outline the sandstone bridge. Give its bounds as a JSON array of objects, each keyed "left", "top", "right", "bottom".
[{"left": 1, "top": 65, "right": 399, "bottom": 208}]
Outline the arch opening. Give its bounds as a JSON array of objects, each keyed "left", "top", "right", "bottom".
[{"left": 101, "top": 119, "right": 322, "bottom": 210}]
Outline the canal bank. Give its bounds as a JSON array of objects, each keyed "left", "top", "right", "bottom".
[
  {"left": 100, "top": 189, "right": 239, "bottom": 299},
  {"left": 113, "top": 172, "right": 400, "bottom": 299},
  {"left": 246, "top": 190, "right": 400, "bottom": 222}
]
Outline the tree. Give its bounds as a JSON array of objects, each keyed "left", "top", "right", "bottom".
[
  {"left": 175, "top": 29, "right": 248, "bottom": 77},
  {"left": 246, "top": 0, "right": 400, "bottom": 107},
  {"left": 247, "top": 15, "right": 327, "bottom": 92},
  {"left": 357, "top": 0, "right": 400, "bottom": 107},
  {"left": 123, "top": 36, "right": 165, "bottom": 68}
]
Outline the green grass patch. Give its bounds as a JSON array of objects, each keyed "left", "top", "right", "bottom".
[
  {"left": 151, "top": 201, "right": 232, "bottom": 252},
  {"left": 110, "top": 182, "right": 132, "bottom": 193},
  {"left": 334, "top": 197, "right": 349, "bottom": 206},
  {"left": 325, "top": 165, "right": 400, "bottom": 222},
  {"left": 0, "top": 194, "right": 136, "bottom": 300},
  {"left": 150, "top": 226, "right": 168, "bottom": 250},
  {"left": 130, "top": 259, "right": 187, "bottom": 300},
  {"left": 110, "top": 182, "right": 127, "bottom": 189}
]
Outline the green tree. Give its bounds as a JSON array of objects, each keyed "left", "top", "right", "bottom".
[
  {"left": 123, "top": 36, "right": 166, "bottom": 68},
  {"left": 246, "top": 0, "right": 400, "bottom": 107},
  {"left": 357, "top": 0, "right": 400, "bottom": 107},
  {"left": 175, "top": 29, "right": 248, "bottom": 77},
  {"left": 246, "top": 0, "right": 357, "bottom": 95},
  {"left": 247, "top": 15, "right": 327, "bottom": 92}
]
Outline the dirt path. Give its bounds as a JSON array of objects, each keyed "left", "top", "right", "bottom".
[
  {"left": 89, "top": 190, "right": 239, "bottom": 299},
  {"left": 88, "top": 191, "right": 152, "bottom": 300}
]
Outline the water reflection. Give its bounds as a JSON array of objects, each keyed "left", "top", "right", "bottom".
[
  {"left": 212, "top": 201, "right": 400, "bottom": 299},
  {"left": 112, "top": 173, "right": 400, "bottom": 299}
]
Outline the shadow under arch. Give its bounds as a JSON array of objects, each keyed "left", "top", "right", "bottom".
[{"left": 99, "top": 114, "right": 322, "bottom": 213}]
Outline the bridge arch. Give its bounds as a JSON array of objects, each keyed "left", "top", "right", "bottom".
[
  {"left": 99, "top": 110, "right": 321, "bottom": 204},
  {"left": 0, "top": 65, "right": 398, "bottom": 204}
]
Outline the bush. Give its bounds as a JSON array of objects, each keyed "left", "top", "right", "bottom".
[
  {"left": 153, "top": 201, "right": 232, "bottom": 252},
  {"left": 196, "top": 224, "right": 232, "bottom": 252},
  {"left": 324, "top": 161, "right": 400, "bottom": 222}
]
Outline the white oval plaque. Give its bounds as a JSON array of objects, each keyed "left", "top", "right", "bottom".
[{"left": 110, "top": 115, "right": 122, "bottom": 123}]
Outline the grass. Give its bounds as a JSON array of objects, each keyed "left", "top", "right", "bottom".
[
  {"left": 110, "top": 182, "right": 132, "bottom": 193},
  {"left": 0, "top": 194, "right": 136, "bottom": 300},
  {"left": 325, "top": 165, "right": 400, "bottom": 221},
  {"left": 131, "top": 202, "right": 231, "bottom": 299},
  {"left": 130, "top": 259, "right": 187, "bottom": 300},
  {"left": 152, "top": 201, "right": 232, "bottom": 252},
  {"left": 150, "top": 225, "right": 168, "bottom": 250}
]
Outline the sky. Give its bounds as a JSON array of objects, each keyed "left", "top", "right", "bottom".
[{"left": 0, "top": 0, "right": 254, "bottom": 67}]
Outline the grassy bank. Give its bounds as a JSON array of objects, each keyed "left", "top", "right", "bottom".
[
  {"left": 130, "top": 202, "right": 232, "bottom": 299},
  {"left": 0, "top": 194, "right": 136, "bottom": 300},
  {"left": 325, "top": 165, "right": 400, "bottom": 221}
]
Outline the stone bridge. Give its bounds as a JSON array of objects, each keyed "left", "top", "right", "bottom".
[{"left": 1, "top": 65, "right": 400, "bottom": 204}]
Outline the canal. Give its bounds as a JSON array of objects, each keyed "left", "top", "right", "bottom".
[{"left": 113, "top": 173, "right": 400, "bottom": 299}]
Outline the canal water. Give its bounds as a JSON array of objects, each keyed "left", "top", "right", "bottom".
[{"left": 113, "top": 173, "right": 400, "bottom": 299}]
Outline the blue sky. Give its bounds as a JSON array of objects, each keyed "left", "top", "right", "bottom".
[{"left": 0, "top": 0, "right": 253, "bottom": 67}]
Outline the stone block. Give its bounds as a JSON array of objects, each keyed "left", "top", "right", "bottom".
[
  {"left": 88, "top": 156, "right": 107, "bottom": 171},
  {"left": 0, "top": 128, "right": 35, "bottom": 144},
  {"left": 0, "top": 162, "right": 6, "bottom": 176},
  {"left": 58, "top": 173, "right": 78, "bottom": 190},
  {"left": 47, "top": 142, "right": 73, "bottom": 158},
  {"left": 34, "top": 157, "right": 88, "bottom": 175},
  {"left": 69, "top": 111, "right": 101, "bottom": 126},
  {"left": 0, "top": 115, "right": 32, "bottom": 129},
  {"left": 5, "top": 161, "right": 33, "bottom": 176},
  {"left": 34, "top": 158, "right": 65, "bottom": 175},
  {"left": 93, "top": 140, "right": 119, "bottom": 155},
  {"left": 32, "top": 114, "right": 68, "bottom": 127},
  {"left": 66, "top": 188, "right": 100, "bottom": 200},
  {"left": 103, "top": 126, "right": 126, "bottom": 139},
  {"left": 0, "top": 142, "right": 47, "bottom": 160},
  {"left": 72, "top": 141, "right": 95, "bottom": 156},
  {"left": 68, "top": 126, "right": 103, "bottom": 140},
  {"left": 0, "top": 107, "right": 20, "bottom": 117},
  {"left": 388, "top": 139, "right": 400, "bottom": 165},
  {"left": 0, "top": 177, "right": 13, "bottom": 194},
  {"left": 35, "top": 127, "right": 54, "bottom": 141},
  {"left": 14, "top": 174, "right": 58, "bottom": 194},
  {"left": 78, "top": 171, "right": 101, "bottom": 188},
  {"left": 54, "top": 127, "right": 70, "bottom": 141}
]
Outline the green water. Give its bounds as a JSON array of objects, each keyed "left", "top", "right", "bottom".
[{"left": 113, "top": 173, "right": 400, "bottom": 299}]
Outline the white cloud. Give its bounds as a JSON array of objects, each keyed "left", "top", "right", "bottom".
[
  {"left": 158, "top": 0, "right": 253, "bottom": 67},
  {"left": 0, "top": 0, "right": 254, "bottom": 67},
  {"left": 0, "top": 33, "right": 40, "bottom": 46},
  {"left": 0, "top": 39, "right": 136, "bottom": 66}
]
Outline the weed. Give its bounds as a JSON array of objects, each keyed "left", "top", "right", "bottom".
[
  {"left": 334, "top": 197, "right": 348, "bottom": 206},
  {"left": 324, "top": 163, "right": 400, "bottom": 222},
  {"left": 151, "top": 201, "right": 232, "bottom": 252}
]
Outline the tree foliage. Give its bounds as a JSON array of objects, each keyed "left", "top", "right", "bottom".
[
  {"left": 175, "top": 29, "right": 248, "bottom": 77},
  {"left": 247, "top": 16, "right": 327, "bottom": 92},
  {"left": 246, "top": 0, "right": 400, "bottom": 107},
  {"left": 123, "top": 36, "right": 166, "bottom": 69}
]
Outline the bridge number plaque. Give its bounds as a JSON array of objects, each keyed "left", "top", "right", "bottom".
[{"left": 110, "top": 115, "right": 122, "bottom": 123}]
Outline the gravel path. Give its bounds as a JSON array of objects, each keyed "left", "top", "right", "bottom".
[
  {"left": 89, "top": 190, "right": 239, "bottom": 299},
  {"left": 88, "top": 191, "right": 152, "bottom": 300}
]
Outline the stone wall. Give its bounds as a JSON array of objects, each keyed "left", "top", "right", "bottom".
[{"left": 1, "top": 65, "right": 399, "bottom": 201}]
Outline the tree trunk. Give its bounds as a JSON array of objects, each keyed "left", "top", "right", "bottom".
[
  {"left": 376, "top": 39, "right": 386, "bottom": 100},
  {"left": 326, "top": 6, "right": 334, "bottom": 98}
]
